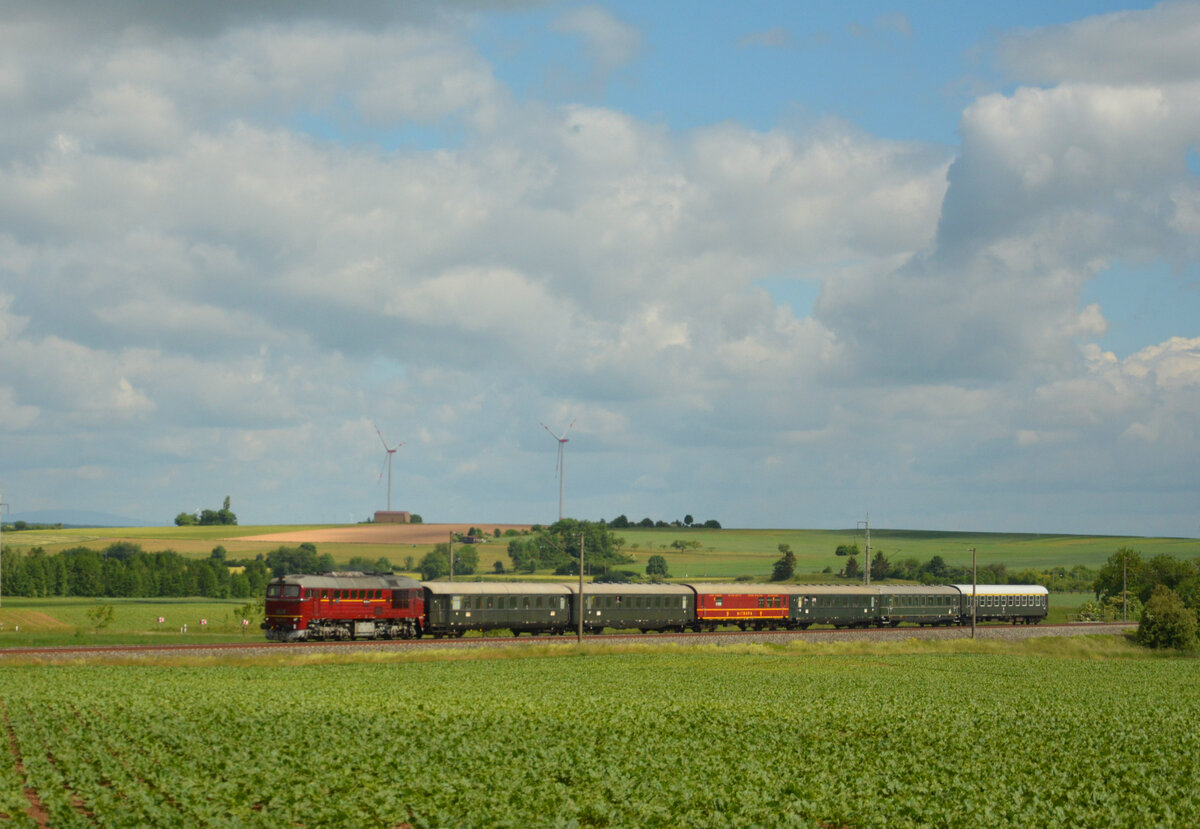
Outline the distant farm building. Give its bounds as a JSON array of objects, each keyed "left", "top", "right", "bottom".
[{"left": 374, "top": 511, "right": 411, "bottom": 524}]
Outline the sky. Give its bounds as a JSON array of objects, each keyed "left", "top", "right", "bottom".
[{"left": 1, "top": 0, "right": 1199, "bottom": 536}]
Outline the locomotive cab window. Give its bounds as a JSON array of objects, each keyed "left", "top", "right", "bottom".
[
  {"left": 266, "top": 585, "right": 281, "bottom": 597},
  {"left": 282, "top": 585, "right": 300, "bottom": 598}
]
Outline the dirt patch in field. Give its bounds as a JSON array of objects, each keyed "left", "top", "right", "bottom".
[
  {"left": 242, "top": 523, "right": 531, "bottom": 545},
  {"left": 0, "top": 611, "right": 71, "bottom": 631}
]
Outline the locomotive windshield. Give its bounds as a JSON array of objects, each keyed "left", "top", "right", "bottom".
[
  {"left": 266, "top": 584, "right": 280, "bottom": 597},
  {"left": 266, "top": 584, "right": 301, "bottom": 599}
]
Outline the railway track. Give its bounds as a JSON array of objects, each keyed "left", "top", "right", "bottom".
[{"left": 0, "top": 621, "right": 1135, "bottom": 661}]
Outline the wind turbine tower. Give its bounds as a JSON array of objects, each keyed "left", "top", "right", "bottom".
[
  {"left": 541, "top": 419, "right": 575, "bottom": 521},
  {"left": 374, "top": 425, "right": 404, "bottom": 513}
]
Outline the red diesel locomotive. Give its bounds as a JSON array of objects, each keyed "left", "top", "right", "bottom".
[{"left": 263, "top": 572, "right": 424, "bottom": 641}]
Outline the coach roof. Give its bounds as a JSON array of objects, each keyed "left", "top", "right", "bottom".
[{"left": 422, "top": 582, "right": 572, "bottom": 596}]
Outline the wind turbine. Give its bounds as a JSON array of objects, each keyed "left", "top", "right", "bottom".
[
  {"left": 374, "top": 425, "right": 404, "bottom": 512},
  {"left": 541, "top": 419, "right": 575, "bottom": 521}
]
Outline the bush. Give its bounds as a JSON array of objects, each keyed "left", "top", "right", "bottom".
[{"left": 1136, "top": 585, "right": 1199, "bottom": 650}]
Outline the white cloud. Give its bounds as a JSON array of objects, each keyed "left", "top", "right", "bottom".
[
  {"left": 999, "top": 2, "right": 1200, "bottom": 85},
  {"left": 550, "top": 6, "right": 642, "bottom": 73},
  {"left": 0, "top": 2, "right": 1197, "bottom": 534}
]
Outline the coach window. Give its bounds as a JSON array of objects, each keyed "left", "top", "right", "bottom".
[
  {"left": 606, "top": 597, "right": 614, "bottom": 608},
  {"left": 523, "top": 597, "right": 531, "bottom": 610},
  {"left": 486, "top": 597, "right": 494, "bottom": 609},
  {"left": 715, "top": 597, "right": 723, "bottom": 607},
  {"left": 451, "top": 596, "right": 463, "bottom": 611}
]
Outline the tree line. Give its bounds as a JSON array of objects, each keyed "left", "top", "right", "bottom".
[
  {"left": 0, "top": 543, "right": 270, "bottom": 598},
  {"left": 504, "top": 519, "right": 633, "bottom": 577},
  {"left": 1091, "top": 548, "right": 1200, "bottom": 650},
  {"left": 606, "top": 514, "right": 722, "bottom": 529}
]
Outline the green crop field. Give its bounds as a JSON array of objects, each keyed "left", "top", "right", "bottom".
[{"left": 0, "top": 639, "right": 1196, "bottom": 828}]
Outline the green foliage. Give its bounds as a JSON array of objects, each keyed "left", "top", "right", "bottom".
[
  {"left": 1137, "top": 585, "right": 1199, "bottom": 650},
  {"left": 771, "top": 549, "right": 796, "bottom": 581},
  {"left": 0, "top": 544, "right": 269, "bottom": 599},
  {"left": 419, "top": 543, "right": 479, "bottom": 580},
  {"left": 85, "top": 603, "right": 116, "bottom": 631},
  {"left": 4, "top": 651, "right": 1200, "bottom": 827},
  {"left": 843, "top": 555, "right": 860, "bottom": 580},
  {"left": 835, "top": 543, "right": 859, "bottom": 557},
  {"left": 870, "top": 550, "right": 891, "bottom": 579},
  {"left": 409, "top": 514, "right": 423, "bottom": 524},
  {"left": 175, "top": 496, "right": 238, "bottom": 527},
  {"left": 265, "top": 545, "right": 335, "bottom": 578},
  {"left": 1094, "top": 547, "right": 1144, "bottom": 601},
  {"left": 521, "top": 519, "right": 632, "bottom": 577},
  {"left": 645, "top": 554, "right": 669, "bottom": 577}
]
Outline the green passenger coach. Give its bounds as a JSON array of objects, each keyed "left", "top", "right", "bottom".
[{"left": 423, "top": 583, "right": 572, "bottom": 637}]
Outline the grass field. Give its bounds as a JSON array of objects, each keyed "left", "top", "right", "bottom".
[
  {"left": 1, "top": 637, "right": 1196, "bottom": 827},
  {"left": 4, "top": 523, "right": 1197, "bottom": 579},
  {"left": 0, "top": 597, "right": 259, "bottom": 647}
]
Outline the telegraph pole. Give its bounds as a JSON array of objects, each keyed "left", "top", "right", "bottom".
[
  {"left": 970, "top": 546, "right": 977, "bottom": 639},
  {"left": 578, "top": 530, "right": 585, "bottom": 643},
  {"left": 448, "top": 531, "right": 454, "bottom": 583},
  {"left": 1123, "top": 556, "right": 1128, "bottom": 622},
  {"left": 0, "top": 490, "right": 5, "bottom": 608}
]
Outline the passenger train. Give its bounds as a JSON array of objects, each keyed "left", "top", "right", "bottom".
[{"left": 263, "top": 572, "right": 1048, "bottom": 642}]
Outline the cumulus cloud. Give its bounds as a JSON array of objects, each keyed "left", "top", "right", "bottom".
[
  {"left": 816, "top": 5, "right": 1200, "bottom": 385},
  {"left": 0, "top": 1, "right": 1197, "bottom": 534},
  {"left": 998, "top": 1, "right": 1200, "bottom": 85}
]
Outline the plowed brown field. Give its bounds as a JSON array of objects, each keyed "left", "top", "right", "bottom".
[{"left": 242, "top": 523, "right": 530, "bottom": 545}]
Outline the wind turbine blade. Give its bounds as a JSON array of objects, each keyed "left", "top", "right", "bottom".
[
  {"left": 563, "top": 418, "right": 576, "bottom": 438},
  {"left": 374, "top": 423, "right": 390, "bottom": 451},
  {"left": 377, "top": 454, "right": 388, "bottom": 482},
  {"left": 541, "top": 422, "right": 562, "bottom": 441}
]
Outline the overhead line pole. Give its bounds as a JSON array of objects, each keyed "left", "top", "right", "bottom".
[
  {"left": 0, "top": 491, "right": 6, "bottom": 608},
  {"left": 578, "top": 530, "right": 585, "bottom": 643},
  {"left": 856, "top": 514, "right": 871, "bottom": 586},
  {"left": 971, "top": 547, "right": 977, "bottom": 640}
]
